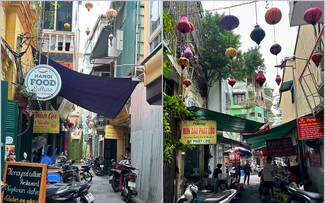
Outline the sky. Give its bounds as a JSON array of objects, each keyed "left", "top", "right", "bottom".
[
  {"left": 201, "top": 1, "right": 298, "bottom": 92},
  {"left": 79, "top": 1, "right": 298, "bottom": 91}
]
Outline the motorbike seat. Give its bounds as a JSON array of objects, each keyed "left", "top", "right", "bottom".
[
  {"left": 81, "top": 165, "right": 90, "bottom": 169},
  {"left": 288, "top": 187, "right": 323, "bottom": 201},
  {"left": 122, "top": 164, "right": 136, "bottom": 170},
  {"left": 203, "top": 189, "right": 236, "bottom": 203}
]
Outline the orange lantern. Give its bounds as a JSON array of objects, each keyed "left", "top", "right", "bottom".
[
  {"left": 265, "top": 7, "right": 282, "bottom": 25},
  {"left": 225, "top": 48, "right": 237, "bottom": 59},
  {"left": 183, "top": 79, "right": 192, "bottom": 87},
  {"left": 106, "top": 8, "right": 118, "bottom": 17},
  {"left": 85, "top": 2, "right": 93, "bottom": 11},
  {"left": 177, "top": 57, "right": 189, "bottom": 69},
  {"left": 189, "top": 22, "right": 195, "bottom": 32},
  {"left": 85, "top": 27, "right": 90, "bottom": 36}
]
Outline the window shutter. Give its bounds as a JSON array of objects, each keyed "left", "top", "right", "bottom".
[{"left": 6, "top": 101, "right": 19, "bottom": 147}]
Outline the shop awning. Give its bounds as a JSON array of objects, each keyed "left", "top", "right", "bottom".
[
  {"left": 188, "top": 106, "right": 265, "bottom": 133},
  {"left": 36, "top": 49, "right": 139, "bottom": 119},
  {"left": 217, "top": 133, "right": 251, "bottom": 149},
  {"left": 243, "top": 119, "right": 297, "bottom": 149}
]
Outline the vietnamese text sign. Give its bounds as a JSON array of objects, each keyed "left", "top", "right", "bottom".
[
  {"left": 2, "top": 162, "right": 47, "bottom": 203},
  {"left": 105, "top": 125, "right": 125, "bottom": 139},
  {"left": 266, "top": 137, "right": 296, "bottom": 157},
  {"left": 32, "top": 111, "right": 59, "bottom": 133},
  {"left": 297, "top": 115, "right": 324, "bottom": 140},
  {"left": 181, "top": 120, "right": 217, "bottom": 145}
]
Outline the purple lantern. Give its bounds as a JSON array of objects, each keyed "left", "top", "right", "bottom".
[
  {"left": 270, "top": 43, "right": 282, "bottom": 56},
  {"left": 275, "top": 74, "right": 282, "bottom": 86},
  {"left": 184, "top": 47, "right": 193, "bottom": 59},
  {"left": 177, "top": 16, "right": 191, "bottom": 33},
  {"left": 304, "top": 7, "right": 323, "bottom": 25},
  {"left": 250, "top": 25, "right": 266, "bottom": 45},
  {"left": 220, "top": 15, "right": 240, "bottom": 31}
]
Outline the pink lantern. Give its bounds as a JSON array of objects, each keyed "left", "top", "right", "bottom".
[
  {"left": 177, "top": 16, "right": 191, "bottom": 33},
  {"left": 184, "top": 47, "right": 193, "bottom": 59},
  {"left": 275, "top": 74, "right": 282, "bottom": 86},
  {"left": 304, "top": 7, "right": 323, "bottom": 25}
]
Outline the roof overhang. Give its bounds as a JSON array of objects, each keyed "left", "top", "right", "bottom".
[{"left": 90, "top": 25, "right": 113, "bottom": 60}]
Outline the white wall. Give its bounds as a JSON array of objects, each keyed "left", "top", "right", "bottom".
[{"left": 130, "top": 83, "right": 163, "bottom": 203}]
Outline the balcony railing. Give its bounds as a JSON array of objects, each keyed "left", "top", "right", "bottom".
[{"left": 41, "top": 30, "right": 74, "bottom": 53}]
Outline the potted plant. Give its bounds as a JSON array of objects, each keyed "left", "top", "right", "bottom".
[{"left": 14, "top": 84, "right": 37, "bottom": 108}]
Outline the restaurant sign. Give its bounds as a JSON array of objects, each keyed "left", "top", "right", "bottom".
[
  {"left": 266, "top": 137, "right": 296, "bottom": 157},
  {"left": 105, "top": 125, "right": 125, "bottom": 140},
  {"left": 181, "top": 120, "right": 217, "bottom": 145},
  {"left": 25, "top": 64, "right": 62, "bottom": 101},
  {"left": 297, "top": 115, "right": 324, "bottom": 140},
  {"left": 32, "top": 111, "right": 59, "bottom": 133}
]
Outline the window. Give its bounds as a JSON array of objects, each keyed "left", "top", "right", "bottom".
[
  {"left": 43, "top": 1, "right": 73, "bottom": 31},
  {"left": 233, "top": 93, "right": 246, "bottom": 105},
  {"left": 149, "top": 1, "right": 162, "bottom": 53}
]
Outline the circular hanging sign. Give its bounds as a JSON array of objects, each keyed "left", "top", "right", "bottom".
[{"left": 24, "top": 64, "right": 62, "bottom": 101}]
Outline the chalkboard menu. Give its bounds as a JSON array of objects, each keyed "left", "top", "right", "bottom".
[{"left": 2, "top": 162, "right": 47, "bottom": 203}]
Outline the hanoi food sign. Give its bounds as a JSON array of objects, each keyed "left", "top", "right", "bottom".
[
  {"left": 181, "top": 120, "right": 217, "bottom": 144},
  {"left": 25, "top": 65, "right": 62, "bottom": 101}
]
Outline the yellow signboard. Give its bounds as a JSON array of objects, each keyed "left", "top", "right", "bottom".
[
  {"left": 32, "top": 111, "right": 59, "bottom": 133},
  {"left": 105, "top": 125, "right": 125, "bottom": 139},
  {"left": 181, "top": 120, "right": 217, "bottom": 145}
]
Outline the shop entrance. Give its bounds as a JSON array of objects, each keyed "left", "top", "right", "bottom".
[{"left": 104, "top": 139, "right": 117, "bottom": 160}]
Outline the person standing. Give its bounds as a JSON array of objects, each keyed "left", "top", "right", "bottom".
[
  {"left": 263, "top": 156, "right": 275, "bottom": 201},
  {"left": 213, "top": 164, "right": 222, "bottom": 178},
  {"left": 244, "top": 160, "right": 251, "bottom": 185}
]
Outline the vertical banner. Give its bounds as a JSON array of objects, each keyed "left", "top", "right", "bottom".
[{"left": 181, "top": 120, "right": 217, "bottom": 144}]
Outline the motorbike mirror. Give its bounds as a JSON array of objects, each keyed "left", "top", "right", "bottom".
[{"left": 23, "top": 152, "right": 27, "bottom": 159}]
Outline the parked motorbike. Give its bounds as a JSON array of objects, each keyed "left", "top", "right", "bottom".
[
  {"left": 120, "top": 164, "right": 138, "bottom": 202},
  {"left": 109, "top": 158, "right": 132, "bottom": 192},
  {"left": 176, "top": 184, "right": 198, "bottom": 203},
  {"left": 80, "top": 164, "right": 93, "bottom": 183},
  {"left": 62, "top": 160, "right": 81, "bottom": 183},
  {"left": 286, "top": 186, "right": 323, "bottom": 203},
  {"left": 46, "top": 181, "right": 95, "bottom": 203},
  {"left": 92, "top": 156, "right": 105, "bottom": 176}
]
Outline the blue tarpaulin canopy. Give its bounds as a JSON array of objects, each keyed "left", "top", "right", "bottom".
[{"left": 35, "top": 48, "right": 139, "bottom": 119}]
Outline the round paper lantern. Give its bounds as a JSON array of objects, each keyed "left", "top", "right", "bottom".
[
  {"left": 265, "top": 7, "right": 282, "bottom": 25},
  {"left": 220, "top": 15, "right": 240, "bottom": 31},
  {"left": 256, "top": 71, "right": 266, "bottom": 87},
  {"left": 312, "top": 52, "right": 323, "bottom": 67},
  {"left": 106, "top": 8, "right": 118, "bottom": 17},
  {"left": 85, "top": 27, "right": 90, "bottom": 35},
  {"left": 250, "top": 25, "right": 266, "bottom": 45},
  {"left": 184, "top": 47, "right": 193, "bottom": 59},
  {"left": 270, "top": 43, "right": 282, "bottom": 56},
  {"left": 177, "top": 16, "right": 191, "bottom": 33},
  {"left": 228, "top": 78, "right": 237, "bottom": 87},
  {"left": 85, "top": 2, "right": 93, "bottom": 11},
  {"left": 177, "top": 57, "right": 189, "bottom": 69},
  {"left": 304, "top": 7, "right": 323, "bottom": 25},
  {"left": 183, "top": 79, "right": 192, "bottom": 87},
  {"left": 189, "top": 22, "right": 195, "bottom": 32},
  {"left": 275, "top": 74, "right": 282, "bottom": 86},
  {"left": 64, "top": 23, "right": 70, "bottom": 30},
  {"left": 225, "top": 47, "right": 237, "bottom": 59}
]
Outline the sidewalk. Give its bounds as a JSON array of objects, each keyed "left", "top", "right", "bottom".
[{"left": 237, "top": 174, "right": 274, "bottom": 203}]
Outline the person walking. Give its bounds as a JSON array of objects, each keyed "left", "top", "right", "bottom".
[
  {"left": 263, "top": 156, "right": 275, "bottom": 201},
  {"left": 243, "top": 160, "right": 251, "bottom": 185}
]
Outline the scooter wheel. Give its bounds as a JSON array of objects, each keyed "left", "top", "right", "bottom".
[
  {"left": 112, "top": 176, "right": 121, "bottom": 192},
  {"left": 124, "top": 188, "right": 132, "bottom": 203},
  {"left": 83, "top": 171, "right": 93, "bottom": 183}
]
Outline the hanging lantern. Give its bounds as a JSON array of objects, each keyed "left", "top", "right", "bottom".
[
  {"left": 256, "top": 71, "right": 266, "bottom": 87},
  {"left": 312, "top": 51, "right": 323, "bottom": 67},
  {"left": 304, "top": 7, "right": 323, "bottom": 25},
  {"left": 189, "top": 22, "right": 195, "bottom": 32},
  {"left": 106, "top": 8, "right": 118, "bottom": 17},
  {"left": 85, "top": 27, "right": 90, "bottom": 36},
  {"left": 177, "top": 57, "right": 189, "bottom": 69},
  {"left": 85, "top": 2, "right": 93, "bottom": 11},
  {"left": 184, "top": 47, "right": 193, "bottom": 59},
  {"left": 265, "top": 7, "right": 282, "bottom": 25},
  {"left": 225, "top": 47, "right": 237, "bottom": 59},
  {"left": 228, "top": 78, "right": 237, "bottom": 87},
  {"left": 64, "top": 23, "right": 70, "bottom": 30},
  {"left": 250, "top": 25, "right": 266, "bottom": 45},
  {"left": 220, "top": 15, "right": 240, "bottom": 31},
  {"left": 183, "top": 79, "right": 192, "bottom": 87},
  {"left": 270, "top": 43, "right": 282, "bottom": 56},
  {"left": 177, "top": 16, "right": 191, "bottom": 34},
  {"left": 275, "top": 74, "right": 282, "bottom": 86}
]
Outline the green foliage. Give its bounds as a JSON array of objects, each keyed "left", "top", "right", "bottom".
[
  {"left": 200, "top": 12, "right": 265, "bottom": 85},
  {"left": 163, "top": 95, "right": 195, "bottom": 164},
  {"left": 163, "top": 45, "right": 174, "bottom": 79},
  {"left": 163, "top": 10, "right": 175, "bottom": 39}
]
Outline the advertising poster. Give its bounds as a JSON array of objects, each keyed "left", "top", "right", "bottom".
[
  {"left": 266, "top": 137, "right": 296, "bottom": 157},
  {"left": 297, "top": 114, "right": 324, "bottom": 140},
  {"left": 32, "top": 111, "right": 59, "bottom": 133},
  {"left": 181, "top": 120, "right": 217, "bottom": 145}
]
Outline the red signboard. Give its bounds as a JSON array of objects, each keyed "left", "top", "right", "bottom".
[
  {"left": 297, "top": 115, "right": 324, "bottom": 140},
  {"left": 229, "top": 152, "right": 240, "bottom": 166},
  {"left": 266, "top": 137, "right": 296, "bottom": 157}
]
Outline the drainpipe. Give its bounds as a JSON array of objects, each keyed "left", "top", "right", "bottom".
[{"left": 134, "top": 1, "right": 139, "bottom": 65}]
